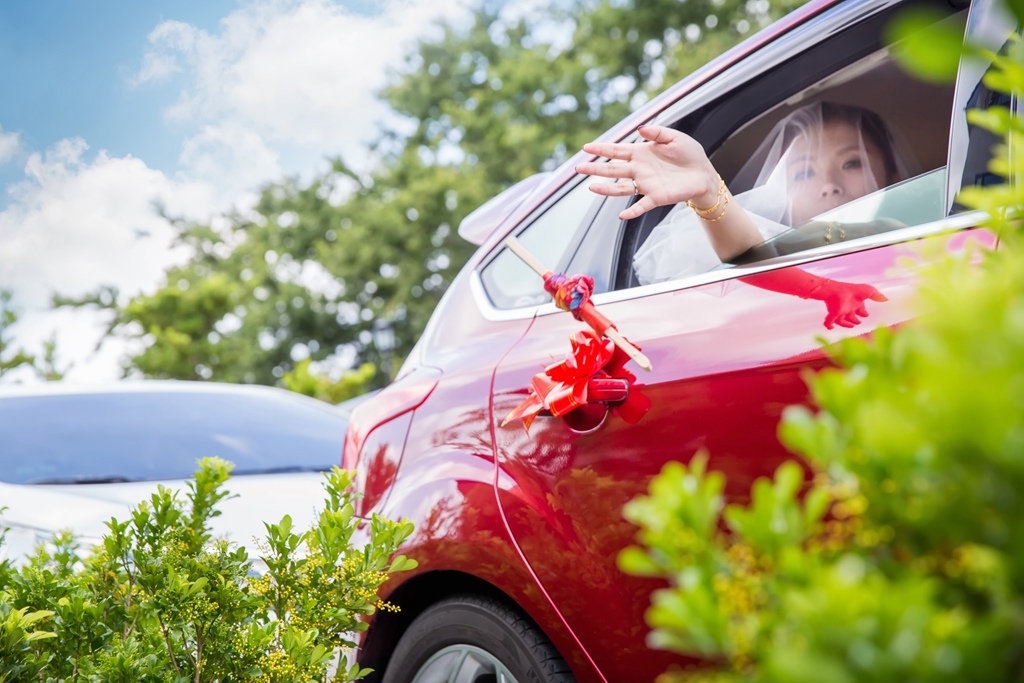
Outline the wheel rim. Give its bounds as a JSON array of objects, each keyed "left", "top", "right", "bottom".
[{"left": 410, "top": 644, "right": 521, "bottom": 683}]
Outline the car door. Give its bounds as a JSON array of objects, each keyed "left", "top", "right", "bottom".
[{"left": 486, "top": 0, "right": 1006, "bottom": 678}]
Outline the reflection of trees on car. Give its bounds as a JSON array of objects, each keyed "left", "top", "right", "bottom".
[{"left": 744, "top": 269, "right": 888, "bottom": 329}]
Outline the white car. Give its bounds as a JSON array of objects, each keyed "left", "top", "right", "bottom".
[{"left": 0, "top": 380, "right": 357, "bottom": 564}]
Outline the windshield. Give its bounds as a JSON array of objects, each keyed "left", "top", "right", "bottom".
[{"left": 0, "top": 389, "right": 348, "bottom": 485}]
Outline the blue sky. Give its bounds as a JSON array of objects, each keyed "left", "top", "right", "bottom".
[
  {"left": 0, "top": 2, "right": 237, "bottom": 197},
  {"left": 0, "top": 1, "right": 395, "bottom": 189},
  {"left": 0, "top": 0, "right": 470, "bottom": 381}
]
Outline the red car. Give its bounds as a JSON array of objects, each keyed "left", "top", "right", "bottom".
[{"left": 345, "top": 0, "right": 1010, "bottom": 678}]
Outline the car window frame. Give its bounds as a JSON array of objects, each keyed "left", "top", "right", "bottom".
[
  {"left": 584, "top": 0, "right": 986, "bottom": 300},
  {"left": 948, "top": 0, "right": 1020, "bottom": 211}
]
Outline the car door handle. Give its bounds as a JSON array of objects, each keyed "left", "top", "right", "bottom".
[
  {"left": 533, "top": 377, "right": 630, "bottom": 419},
  {"left": 585, "top": 377, "right": 630, "bottom": 405}
]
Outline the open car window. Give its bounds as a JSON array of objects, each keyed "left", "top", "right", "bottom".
[
  {"left": 614, "top": 5, "right": 967, "bottom": 290},
  {"left": 730, "top": 167, "right": 947, "bottom": 264}
]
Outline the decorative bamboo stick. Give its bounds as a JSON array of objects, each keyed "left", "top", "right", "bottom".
[{"left": 505, "top": 236, "right": 652, "bottom": 372}]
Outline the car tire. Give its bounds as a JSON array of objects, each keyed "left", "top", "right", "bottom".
[{"left": 381, "top": 594, "right": 576, "bottom": 683}]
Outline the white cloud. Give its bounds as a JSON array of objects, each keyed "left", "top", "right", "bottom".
[
  {"left": 129, "top": 19, "right": 201, "bottom": 88},
  {"left": 130, "top": 50, "right": 182, "bottom": 87},
  {"left": 135, "top": 0, "right": 473, "bottom": 176},
  {"left": 2, "top": 139, "right": 214, "bottom": 310},
  {"left": 178, "top": 123, "right": 281, "bottom": 202},
  {"left": 2, "top": 0, "right": 483, "bottom": 383},
  {"left": 0, "top": 127, "right": 20, "bottom": 164},
  {"left": 0, "top": 138, "right": 220, "bottom": 382}
]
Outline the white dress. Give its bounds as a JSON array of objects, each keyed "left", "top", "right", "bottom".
[{"left": 631, "top": 196, "right": 790, "bottom": 286}]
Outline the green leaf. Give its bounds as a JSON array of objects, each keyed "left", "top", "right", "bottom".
[
  {"left": 886, "top": 7, "right": 967, "bottom": 83},
  {"left": 617, "top": 546, "right": 663, "bottom": 577}
]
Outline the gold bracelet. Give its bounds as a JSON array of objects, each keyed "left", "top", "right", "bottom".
[
  {"left": 824, "top": 221, "right": 845, "bottom": 244},
  {"left": 685, "top": 174, "right": 726, "bottom": 215},
  {"left": 696, "top": 190, "right": 730, "bottom": 222}
]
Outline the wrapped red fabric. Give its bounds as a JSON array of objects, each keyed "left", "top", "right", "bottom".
[{"left": 502, "top": 330, "right": 651, "bottom": 430}]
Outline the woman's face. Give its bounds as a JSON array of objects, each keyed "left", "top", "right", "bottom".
[{"left": 785, "top": 121, "right": 889, "bottom": 225}]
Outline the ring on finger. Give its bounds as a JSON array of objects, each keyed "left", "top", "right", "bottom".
[{"left": 631, "top": 179, "right": 639, "bottom": 196}]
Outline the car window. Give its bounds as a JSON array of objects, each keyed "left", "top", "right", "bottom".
[
  {"left": 612, "top": 4, "right": 967, "bottom": 290},
  {"left": 0, "top": 390, "right": 348, "bottom": 485},
  {"left": 480, "top": 180, "right": 602, "bottom": 309},
  {"left": 731, "top": 167, "right": 947, "bottom": 264}
]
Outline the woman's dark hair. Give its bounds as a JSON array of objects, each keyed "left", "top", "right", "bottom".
[{"left": 783, "top": 102, "right": 901, "bottom": 184}]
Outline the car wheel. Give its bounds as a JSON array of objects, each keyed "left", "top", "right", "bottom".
[{"left": 381, "top": 594, "right": 576, "bottom": 683}]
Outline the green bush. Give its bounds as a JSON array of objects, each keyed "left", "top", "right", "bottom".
[
  {"left": 0, "top": 458, "right": 416, "bottom": 682},
  {"left": 619, "top": 28, "right": 1024, "bottom": 683}
]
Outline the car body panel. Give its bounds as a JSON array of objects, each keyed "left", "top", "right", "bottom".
[{"left": 373, "top": 452, "right": 607, "bottom": 681}]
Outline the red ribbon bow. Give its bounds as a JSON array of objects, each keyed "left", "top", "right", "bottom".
[{"left": 502, "top": 330, "right": 651, "bottom": 431}]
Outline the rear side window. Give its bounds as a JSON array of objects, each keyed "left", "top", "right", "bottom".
[
  {"left": 0, "top": 390, "right": 348, "bottom": 485},
  {"left": 480, "top": 181, "right": 602, "bottom": 309}
]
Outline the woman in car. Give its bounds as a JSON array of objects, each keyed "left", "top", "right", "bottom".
[{"left": 575, "top": 101, "right": 910, "bottom": 285}]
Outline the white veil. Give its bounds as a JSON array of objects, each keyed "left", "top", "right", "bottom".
[{"left": 633, "top": 101, "right": 914, "bottom": 285}]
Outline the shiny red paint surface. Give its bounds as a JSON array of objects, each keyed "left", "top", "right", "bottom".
[
  {"left": 343, "top": 366, "right": 440, "bottom": 473},
  {"left": 489, "top": 234, "right": 970, "bottom": 680},
  {"left": 350, "top": 230, "right": 999, "bottom": 681}
]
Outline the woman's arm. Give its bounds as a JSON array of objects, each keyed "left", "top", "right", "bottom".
[{"left": 575, "top": 124, "right": 763, "bottom": 261}]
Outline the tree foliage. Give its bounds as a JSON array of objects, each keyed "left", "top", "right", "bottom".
[
  {"left": 0, "top": 289, "right": 68, "bottom": 383},
  {"left": 58, "top": 0, "right": 804, "bottom": 394},
  {"left": 0, "top": 290, "right": 34, "bottom": 380}
]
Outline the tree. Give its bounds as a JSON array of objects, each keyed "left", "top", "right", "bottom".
[
  {"left": 60, "top": 0, "right": 806, "bottom": 393},
  {"left": 0, "top": 460, "right": 416, "bottom": 681},
  {"left": 0, "top": 289, "right": 35, "bottom": 380},
  {"left": 0, "top": 289, "right": 70, "bottom": 383}
]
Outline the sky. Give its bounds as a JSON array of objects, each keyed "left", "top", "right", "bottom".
[{"left": 0, "top": 0, "right": 472, "bottom": 382}]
